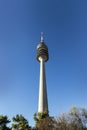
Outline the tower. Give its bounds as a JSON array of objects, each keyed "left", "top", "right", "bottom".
[{"left": 37, "top": 33, "right": 49, "bottom": 113}]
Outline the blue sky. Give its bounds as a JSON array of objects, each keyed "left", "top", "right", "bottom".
[{"left": 0, "top": 0, "right": 87, "bottom": 126}]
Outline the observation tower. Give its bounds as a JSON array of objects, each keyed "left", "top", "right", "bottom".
[{"left": 36, "top": 33, "right": 49, "bottom": 113}]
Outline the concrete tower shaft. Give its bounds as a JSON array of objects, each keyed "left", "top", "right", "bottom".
[
  {"left": 37, "top": 33, "right": 49, "bottom": 113},
  {"left": 38, "top": 57, "right": 48, "bottom": 112}
]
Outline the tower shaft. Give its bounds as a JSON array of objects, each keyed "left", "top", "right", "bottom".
[{"left": 38, "top": 57, "right": 48, "bottom": 113}]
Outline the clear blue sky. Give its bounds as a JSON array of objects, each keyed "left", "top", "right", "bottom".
[{"left": 0, "top": 0, "right": 87, "bottom": 126}]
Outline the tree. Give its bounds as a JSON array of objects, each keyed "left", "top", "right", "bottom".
[
  {"left": 33, "top": 109, "right": 55, "bottom": 130},
  {"left": 55, "top": 107, "right": 87, "bottom": 130},
  {"left": 0, "top": 115, "right": 11, "bottom": 130},
  {"left": 68, "top": 106, "right": 87, "bottom": 130},
  {"left": 12, "top": 114, "right": 31, "bottom": 130},
  {"left": 55, "top": 114, "right": 69, "bottom": 130},
  {"left": 34, "top": 109, "right": 49, "bottom": 127},
  {"left": 37, "top": 117, "right": 54, "bottom": 130}
]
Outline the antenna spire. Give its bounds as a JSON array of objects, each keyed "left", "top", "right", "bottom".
[{"left": 41, "top": 32, "right": 44, "bottom": 42}]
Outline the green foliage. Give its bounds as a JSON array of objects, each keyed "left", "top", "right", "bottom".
[
  {"left": 34, "top": 109, "right": 49, "bottom": 126},
  {"left": 0, "top": 107, "right": 87, "bottom": 130},
  {"left": 33, "top": 107, "right": 87, "bottom": 130},
  {"left": 0, "top": 115, "right": 11, "bottom": 130},
  {"left": 12, "top": 114, "right": 31, "bottom": 130}
]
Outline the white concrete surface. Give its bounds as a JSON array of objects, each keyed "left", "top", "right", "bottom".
[{"left": 38, "top": 56, "right": 48, "bottom": 113}]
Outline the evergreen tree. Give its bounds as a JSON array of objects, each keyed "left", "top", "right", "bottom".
[
  {"left": 34, "top": 109, "right": 49, "bottom": 127},
  {"left": 12, "top": 114, "right": 31, "bottom": 130},
  {"left": 0, "top": 115, "right": 11, "bottom": 130}
]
